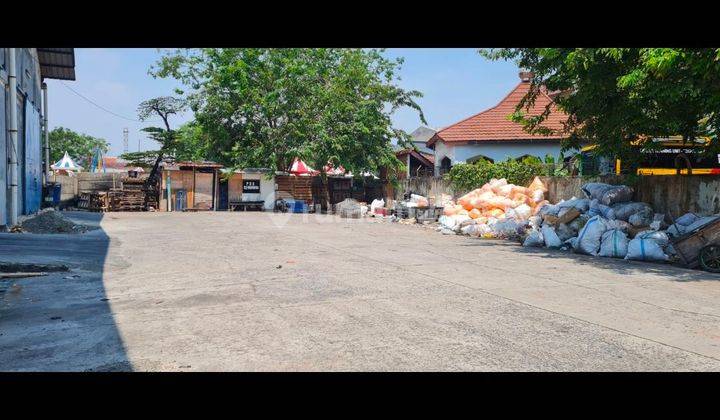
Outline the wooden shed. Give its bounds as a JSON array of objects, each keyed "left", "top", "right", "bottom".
[
  {"left": 275, "top": 174, "right": 314, "bottom": 205},
  {"left": 159, "top": 161, "right": 223, "bottom": 211}
]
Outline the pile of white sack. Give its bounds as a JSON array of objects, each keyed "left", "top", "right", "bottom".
[{"left": 438, "top": 179, "right": 720, "bottom": 264}]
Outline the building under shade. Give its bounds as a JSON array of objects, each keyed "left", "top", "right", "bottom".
[{"left": 1, "top": 48, "right": 76, "bottom": 227}]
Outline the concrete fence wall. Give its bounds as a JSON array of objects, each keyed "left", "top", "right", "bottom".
[
  {"left": 50, "top": 173, "right": 127, "bottom": 205},
  {"left": 395, "top": 177, "right": 456, "bottom": 201},
  {"left": 396, "top": 174, "right": 720, "bottom": 217}
]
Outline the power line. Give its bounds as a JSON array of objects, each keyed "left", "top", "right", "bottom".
[{"left": 58, "top": 80, "right": 161, "bottom": 124}]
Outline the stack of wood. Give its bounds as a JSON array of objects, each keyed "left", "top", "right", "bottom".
[
  {"left": 77, "top": 192, "right": 109, "bottom": 212},
  {"left": 108, "top": 189, "right": 146, "bottom": 211},
  {"left": 102, "top": 175, "right": 159, "bottom": 212}
]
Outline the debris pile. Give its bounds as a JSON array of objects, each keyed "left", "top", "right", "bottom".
[
  {"left": 436, "top": 178, "right": 719, "bottom": 264},
  {"left": 336, "top": 198, "right": 366, "bottom": 219},
  {"left": 16, "top": 209, "right": 97, "bottom": 234},
  {"left": 437, "top": 177, "right": 548, "bottom": 239}
]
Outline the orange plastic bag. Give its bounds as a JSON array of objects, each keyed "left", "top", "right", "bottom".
[
  {"left": 443, "top": 205, "right": 457, "bottom": 216},
  {"left": 469, "top": 208, "right": 481, "bottom": 219},
  {"left": 528, "top": 176, "right": 547, "bottom": 193},
  {"left": 532, "top": 200, "right": 549, "bottom": 215},
  {"left": 485, "top": 208, "right": 505, "bottom": 219}
]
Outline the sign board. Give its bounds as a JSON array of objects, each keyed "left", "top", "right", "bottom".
[{"left": 243, "top": 179, "right": 261, "bottom": 194}]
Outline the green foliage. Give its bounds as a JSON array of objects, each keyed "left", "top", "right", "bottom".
[
  {"left": 151, "top": 48, "right": 425, "bottom": 176},
  {"left": 445, "top": 157, "right": 546, "bottom": 192},
  {"left": 49, "top": 127, "right": 109, "bottom": 166},
  {"left": 480, "top": 48, "right": 720, "bottom": 159},
  {"left": 172, "top": 121, "right": 211, "bottom": 161},
  {"left": 118, "top": 151, "right": 163, "bottom": 168}
]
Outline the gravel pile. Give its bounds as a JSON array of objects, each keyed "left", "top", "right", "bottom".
[{"left": 19, "top": 209, "right": 97, "bottom": 234}]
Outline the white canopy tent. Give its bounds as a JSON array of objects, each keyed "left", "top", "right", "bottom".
[{"left": 51, "top": 152, "right": 83, "bottom": 175}]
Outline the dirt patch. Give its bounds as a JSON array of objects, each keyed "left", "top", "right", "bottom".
[{"left": 18, "top": 209, "right": 98, "bottom": 234}]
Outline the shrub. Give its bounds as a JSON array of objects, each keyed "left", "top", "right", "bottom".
[{"left": 445, "top": 157, "right": 546, "bottom": 192}]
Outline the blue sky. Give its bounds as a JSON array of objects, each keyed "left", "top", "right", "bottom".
[{"left": 46, "top": 48, "right": 520, "bottom": 156}]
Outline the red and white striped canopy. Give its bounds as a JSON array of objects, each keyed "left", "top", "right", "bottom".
[
  {"left": 324, "top": 164, "right": 346, "bottom": 176},
  {"left": 289, "top": 158, "right": 318, "bottom": 175}
]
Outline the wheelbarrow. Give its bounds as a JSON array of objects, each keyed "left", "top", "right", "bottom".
[{"left": 668, "top": 213, "right": 720, "bottom": 273}]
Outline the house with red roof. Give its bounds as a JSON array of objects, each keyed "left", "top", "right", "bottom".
[
  {"left": 394, "top": 126, "right": 436, "bottom": 178},
  {"left": 427, "top": 71, "right": 573, "bottom": 175}
]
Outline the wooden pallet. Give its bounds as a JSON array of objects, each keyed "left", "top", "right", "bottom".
[{"left": 77, "top": 192, "right": 109, "bottom": 212}]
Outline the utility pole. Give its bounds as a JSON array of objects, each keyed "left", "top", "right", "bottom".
[
  {"left": 123, "top": 127, "right": 129, "bottom": 154},
  {"left": 138, "top": 135, "right": 141, "bottom": 152}
]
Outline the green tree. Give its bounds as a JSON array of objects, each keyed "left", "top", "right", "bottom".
[
  {"left": 480, "top": 48, "right": 720, "bottom": 161},
  {"left": 151, "top": 48, "right": 425, "bottom": 207},
  {"left": 120, "top": 122, "right": 210, "bottom": 167},
  {"left": 49, "top": 127, "right": 109, "bottom": 167},
  {"left": 173, "top": 121, "right": 211, "bottom": 161},
  {"left": 133, "top": 96, "right": 186, "bottom": 184}
]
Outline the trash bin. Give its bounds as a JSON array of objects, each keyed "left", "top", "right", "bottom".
[{"left": 52, "top": 183, "right": 62, "bottom": 205}]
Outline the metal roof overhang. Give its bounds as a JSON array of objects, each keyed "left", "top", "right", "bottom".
[{"left": 37, "top": 48, "right": 76, "bottom": 80}]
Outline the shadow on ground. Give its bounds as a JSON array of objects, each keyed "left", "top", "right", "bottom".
[
  {"left": 459, "top": 237, "right": 720, "bottom": 282},
  {"left": 0, "top": 211, "right": 131, "bottom": 371}
]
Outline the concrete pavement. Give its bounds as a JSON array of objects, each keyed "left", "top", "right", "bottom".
[{"left": 1, "top": 211, "right": 720, "bottom": 371}]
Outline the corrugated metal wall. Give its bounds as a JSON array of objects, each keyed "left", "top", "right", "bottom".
[
  {"left": 0, "top": 48, "right": 43, "bottom": 226},
  {"left": 1, "top": 55, "right": 6, "bottom": 226},
  {"left": 24, "top": 99, "right": 42, "bottom": 213}
]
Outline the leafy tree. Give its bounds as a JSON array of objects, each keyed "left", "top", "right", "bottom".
[
  {"left": 49, "top": 127, "right": 109, "bottom": 167},
  {"left": 173, "top": 121, "right": 211, "bottom": 161},
  {"left": 119, "top": 151, "right": 166, "bottom": 168},
  {"left": 135, "top": 96, "right": 186, "bottom": 184},
  {"left": 120, "top": 122, "right": 210, "bottom": 167},
  {"left": 151, "top": 48, "right": 425, "bottom": 207},
  {"left": 480, "top": 48, "right": 720, "bottom": 161}
]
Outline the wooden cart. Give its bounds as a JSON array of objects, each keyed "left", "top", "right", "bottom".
[{"left": 670, "top": 216, "right": 720, "bottom": 272}]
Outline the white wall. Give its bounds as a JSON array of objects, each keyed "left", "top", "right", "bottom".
[
  {"left": 241, "top": 172, "right": 276, "bottom": 210},
  {"left": 434, "top": 140, "right": 573, "bottom": 174}
]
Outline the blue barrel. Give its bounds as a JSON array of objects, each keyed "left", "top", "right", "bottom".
[
  {"left": 291, "top": 200, "right": 308, "bottom": 213},
  {"left": 52, "top": 183, "right": 62, "bottom": 205}
]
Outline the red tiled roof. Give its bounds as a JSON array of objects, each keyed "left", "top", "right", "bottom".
[
  {"left": 103, "top": 156, "right": 128, "bottom": 170},
  {"left": 395, "top": 149, "right": 434, "bottom": 167},
  {"left": 427, "top": 80, "right": 568, "bottom": 146}
]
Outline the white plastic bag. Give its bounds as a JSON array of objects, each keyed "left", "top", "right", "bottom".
[
  {"left": 557, "top": 198, "right": 590, "bottom": 212},
  {"left": 574, "top": 215, "right": 608, "bottom": 256},
  {"left": 628, "top": 208, "right": 653, "bottom": 227},
  {"left": 555, "top": 223, "right": 576, "bottom": 242},
  {"left": 531, "top": 189, "right": 545, "bottom": 203},
  {"left": 492, "top": 219, "right": 523, "bottom": 239},
  {"left": 600, "top": 185, "right": 634, "bottom": 206},
  {"left": 370, "top": 198, "right": 385, "bottom": 213},
  {"left": 681, "top": 216, "right": 719, "bottom": 233},
  {"left": 514, "top": 204, "right": 532, "bottom": 220},
  {"left": 625, "top": 238, "right": 669, "bottom": 262},
  {"left": 612, "top": 202, "right": 653, "bottom": 221},
  {"left": 635, "top": 230, "right": 670, "bottom": 248},
  {"left": 589, "top": 199, "right": 616, "bottom": 220},
  {"left": 581, "top": 182, "right": 616, "bottom": 200},
  {"left": 523, "top": 230, "right": 544, "bottom": 247},
  {"left": 598, "top": 229, "right": 628, "bottom": 258},
  {"left": 675, "top": 213, "right": 699, "bottom": 226},
  {"left": 541, "top": 225, "right": 563, "bottom": 248}
]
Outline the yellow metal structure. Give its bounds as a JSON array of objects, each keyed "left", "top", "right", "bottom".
[{"left": 582, "top": 137, "right": 717, "bottom": 176}]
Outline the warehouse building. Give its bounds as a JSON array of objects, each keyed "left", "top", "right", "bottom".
[{"left": 1, "top": 48, "right": 76, "bottom": 228}]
